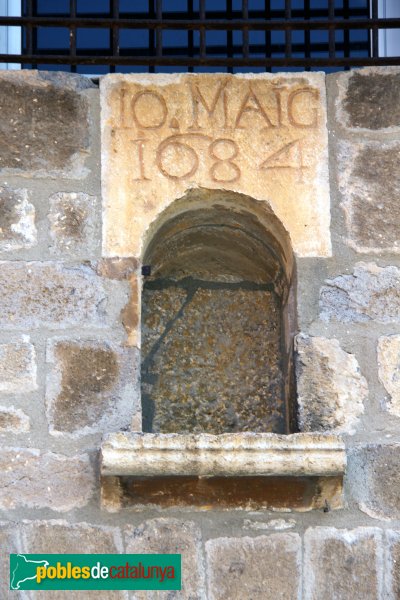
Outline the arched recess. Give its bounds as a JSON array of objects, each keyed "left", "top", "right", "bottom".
[{"left": 140, "top": 188, "right": 297, "bottom": 435}]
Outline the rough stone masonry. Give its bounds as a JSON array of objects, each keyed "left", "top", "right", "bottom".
[{"left": 0, "top": 67, "right": 400, "bottom": 599}]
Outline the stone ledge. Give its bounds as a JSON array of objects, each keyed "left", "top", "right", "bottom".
[{"left": 100, "top": 432, "right": 346, "bottom": 478}]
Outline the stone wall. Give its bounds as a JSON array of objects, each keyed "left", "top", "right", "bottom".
[{"left": 0, "top": 67, "right": 400, "bottom": 599}]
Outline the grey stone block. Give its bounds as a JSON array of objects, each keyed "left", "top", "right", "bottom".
[
  {"left": 0, "top": 71, "right": 94, "bottom": 177},
  {"left": 206, "top": 533, "right": 301, "bottom": 600}
]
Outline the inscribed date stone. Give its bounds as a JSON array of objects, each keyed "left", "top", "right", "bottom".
[{"left": 101, "top": 73, "right": 330, "bottom": 258}]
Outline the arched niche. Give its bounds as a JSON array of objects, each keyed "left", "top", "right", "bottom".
[{"left": 140, "top": 188, "right": 298, "bottom": 435}]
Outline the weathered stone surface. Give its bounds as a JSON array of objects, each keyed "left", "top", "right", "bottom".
[
  {"left": 0, "top": 186, "right": 36, "bottom": 251},
  {"left": 142, "top": 284, "right": 285, "bottom": 434},
  {"left": 0, "top": 71, "right": 94, "bottom": 177},
  {"left": 339, "top": 141, "right": 400, "bottom": 253},
  {"left": 101, "top": 432, "right": 346, "bottom": 478},
  {"left": 46, "top": 339, "right": 139, "bottom": 435},
  {"left": 377, "top": 335, "right": 400, "bottom": 418},
  {"left": 295, "top": 334, "right": 366, "bottom": 434},
  {"left": 336, "top": 68, "right": 400, "bottom": 130},
  {"left": 386, "top": 530, "right": 400, "bottom": 599},
  {"left": 0, "top": 406, "right": 29, "bottom": 433},
  {"left": 304, "top": 527, "right": 383, "bottom": 600},
  {"left": 48, "top": 192, "right": 99, "bottom": 255},
  {"left": 125, "top": 518, "right": 204, "bottom": 600},
  {"left": 101, "top": 73, "right": 331, "bottom": 258},
  {"left": 0, "top": 449, "right": 94, "bottom": 511},
  {"left": 243, "top": 518, "right": 296, "bottom": 531},
  {"left": 0, "top": 341, "right": 37, "bottom": 394},
  {"left": 206, "top": 533, "right": 301, "bottom": 600},
  {"left": 320, "top": 262, "right": 400, "bottom": 323},
  {"left": 0, "top": 522, "right": 21, "bottom": 597},
  {"left": 21, "top": 520, "right": 125, "bottom": 600},
  {"left": 0, "top": 262, "right": 106, "bottom": 329},
  {"left": 348, "top": 444, "right": 400, "bottom": 520}
]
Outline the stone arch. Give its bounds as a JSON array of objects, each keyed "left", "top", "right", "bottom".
[{"left": 140, "top": 188, "right": 297, "bottom": 434}]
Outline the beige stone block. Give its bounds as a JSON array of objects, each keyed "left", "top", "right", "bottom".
[
  {"left": 124, "top": 518, "right": 204, "bottom": 600},
  {"left": 101, "top": 73, "right": 331, "bottom": 258},
  {"left": 0, "top": 186, "right": 36, "bottom": 252},
  {"left": 378, "top": 335, "right": 400, "bottom": 418},
  {"left": 0, "top": 448, "right": 95, "bottom": 511},
  {"left": 0, "top": 341, "right": 37, "bottom": 394},
  {"left": 304, "top": 527, "right": 383, "bottom": 600},
  {"left": 295, "top": 334, "right": 366, "bottom": 434},
  {"left": 206, "top": 533, "right": 301, "bottom": 600}
]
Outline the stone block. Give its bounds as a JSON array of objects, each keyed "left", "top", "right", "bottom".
[
  {"left": 0, "top": 341, "right": 37, "bottom": 394},
  {"left": 386, "top": 530, "right": 400, "bottom": 599},
  {"left": 46, "top": 339, "right": 139, "bottom": 435},
  {"left": 338, "top": 141, "right": 400, "bottom": 253},
  {"left": 48, "top": 192, "right": 99, "bottom": 255},
  {"left": 124, "top": 518, "right": 204, "bottom": 600},
  {"left": 101, "top": 73, "right": 331, "bottom": 258},
  {"left": 0, "top": 71, "right": 94, "bottom": 177},
  {"left": 348, "top": 444, "right": 400, "bottom": 520},
  {"left": 304, "top": 527, "right": 383, "bottom": 600},
  {"left": 0, "top": 406, "right": 29, "bottom": 433},
  {"left": 335, "top": 67, "right": 400, "bottom": 130},
  {"left": 0, "top": 449, "right": 94, "bottom": 511},
  {"left": 205, "top": 533, "right": 301, "bottom": 600},
  {"left": 295, "top": 334, "right": 366, "bottom": 434},
  {"left": 0, "top": 262, "right": 106, "bottom": 329},
  {"left": 377, "top": 335, "right": 400, "bottom": 418},
  {"left": 320, "top": 262, "right": 400, "bottom": 323},
  {"left": 20, "top": 520, "right": 126, "bottom": 600},
  {"left": 0, "top": 186, "right": 36, "bottom": 251},
  {"left": 0, "top": 522, "right": 21, "bottom": 598}
]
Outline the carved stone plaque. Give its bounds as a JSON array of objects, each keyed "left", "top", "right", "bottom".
[{"left": 101, "top": 73, "right": 331, "bottom": 257}]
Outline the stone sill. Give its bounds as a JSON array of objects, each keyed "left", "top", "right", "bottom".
[{"left": 100, "top": 432, "right": 346, "bottom": 478}]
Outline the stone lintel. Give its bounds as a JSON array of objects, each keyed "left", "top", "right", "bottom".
[{"left": 100, "top": 432, "right": 346, "bottom": 478}]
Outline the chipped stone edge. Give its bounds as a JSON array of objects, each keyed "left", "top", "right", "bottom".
[{"left": 100, "top": 432, "right": 346, "bottom": 477}]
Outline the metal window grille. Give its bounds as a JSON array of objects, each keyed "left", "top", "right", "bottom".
[{"left": 0, "top": 1, "right": 399, "bottom": 73}]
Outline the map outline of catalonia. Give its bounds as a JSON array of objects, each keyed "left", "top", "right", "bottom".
[{"left": 10, "top": 554, "right": 49, "bottom": 590}]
